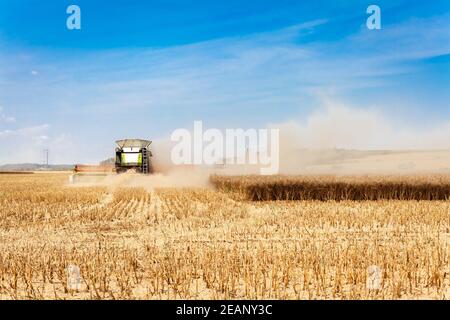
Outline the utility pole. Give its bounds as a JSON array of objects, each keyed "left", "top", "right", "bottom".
[{"left": 44, "top": 149, "right": 49, "bottom": 167}]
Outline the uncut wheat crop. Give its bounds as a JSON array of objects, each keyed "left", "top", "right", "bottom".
[{"left": 0, "top": 172, "right": 448, "bottom": 299}]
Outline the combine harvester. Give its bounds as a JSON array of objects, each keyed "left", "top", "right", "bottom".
[{"left": 70, "top": 139, "right": 153, "bottom": 183}]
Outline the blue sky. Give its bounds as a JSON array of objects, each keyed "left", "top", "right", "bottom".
[{"left": 0, "top": 0, "right": 449, "bottom": 164}]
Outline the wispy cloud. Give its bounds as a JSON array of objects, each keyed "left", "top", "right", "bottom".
[
  {"left": 0, "top": 124, "right": 49, "bottom": 139},
  {"left": 0, "top": 123, "right": 77, "bottom": 164},
  {"left": 0, "top": 106, "right": 16, "bottom": 123}
]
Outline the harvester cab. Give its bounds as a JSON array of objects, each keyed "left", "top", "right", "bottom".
[{"left": 115, "top": 139, "right": 153, "bottom": 174}]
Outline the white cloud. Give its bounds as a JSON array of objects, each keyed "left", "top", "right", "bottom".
[
  {"left": 0, "top": 114, "right": 15, "bottom": 123},
  {"left": 32, "top": 135, "right": 49, "bottom": 143},
  {"left": 0, "top": 106, "right": 16, "bottom": 123},
  {"left": 0, "top": 124, "right": 49, "bottom": 139},
  {"left": 0, "top": 124, "right": 79, "bottom": 164}
]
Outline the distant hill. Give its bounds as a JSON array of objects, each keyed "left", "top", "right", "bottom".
[
  {"left": 0, "top": 163, "right": 74, "bottom": 172},
  {"left": 100, "top": 157, "right": 115, "bottom": 165}
]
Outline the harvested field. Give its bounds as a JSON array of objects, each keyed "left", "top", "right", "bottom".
[
  {"left": 211, "top": 175, "right": 450, "bottom": 201},
  {"left": 0, "top": 173, "right": 448, "bottom": 299}
]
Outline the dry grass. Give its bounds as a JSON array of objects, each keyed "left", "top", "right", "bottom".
[
  {"left": 0, "top": 173, "right": 448, "bottom": 299},
  {"left": 211, "top": 174, "right": 450, "bottom": 201}
]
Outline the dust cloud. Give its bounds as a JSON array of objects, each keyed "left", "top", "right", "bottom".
[
  {"left": 270, "top": 101, "right": 450, "bottom": 175},
  {"left": 68, "top": 170, "right": 211, "bottom": 191},
  {"left": 72, "top": 99, "right": 450, "bottom": 187}
]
